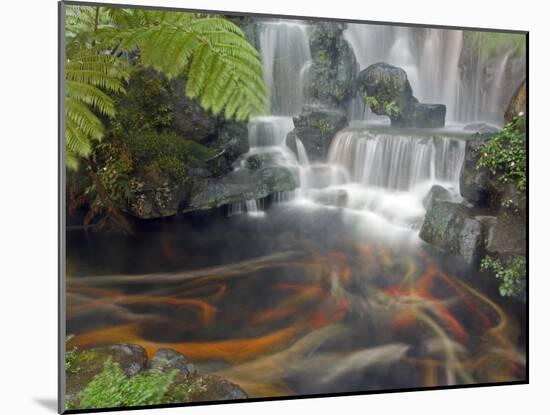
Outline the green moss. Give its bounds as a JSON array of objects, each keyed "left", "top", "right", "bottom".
[
  {"left": 68, "top": 358, "right": 191, "bottom": 410},
  {"left": 362, "top": 94, "right": 400, "bottom": 117},
  {"left": 112, "top": 68, "right": 174, "bottom": 136},
  {"left": 124, "top": 131, "right": 215, "bottom": 183}
]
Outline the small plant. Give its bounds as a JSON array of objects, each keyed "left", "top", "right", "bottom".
[
  {"left": 362, "top": 94, "right": 400, "bottom": 117},
  {"left": 362, "top": 93, "right": 379, "bottom": 110},
  {"left": 384, "top": 100, "right": 401, "bottom": 117},
  {"left": 69, "top": 358, "right": 191, "bottom": 410},
  {"left": 478, "top": 115, "right": 526, "bottom": 192},
  {"left": 65, "top": 335, "right": 78, "bottom": 373},
  {"left": 481, "top": 255, "right": 526, "bottom": 297}
]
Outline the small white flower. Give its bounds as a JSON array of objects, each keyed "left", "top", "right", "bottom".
[
  {"left": 518, "top": 111, "right": 524, "bottom": 117},
  {"left": 511, "top": 161, "right": 515, "bottom": 167}
]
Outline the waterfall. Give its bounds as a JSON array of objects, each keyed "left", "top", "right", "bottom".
[
  {"left": 259, "top": 21, "right": 312, "bottom": 116},
  {"left": 327, "top": 130, "right": 465, "bottom": 191},
  {"left": 344, "top": 24, "right": 524, "bottom": 125},
  {"left": 295, "top": 137, "right": 310, "bottom": 166}
]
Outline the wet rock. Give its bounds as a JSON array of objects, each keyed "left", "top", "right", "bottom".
[
  {"left": 420, "top": 201, "right": 483, "bottom": 265},
  {"left": 423, "top": 184, "right": 453, "bottom": 211},
  {"left": 150, "top": 348, "right": 196, "bottom": 377},
  {"left": 217, "top": 121, "right": 250, "bottom": 166},
  {"left": 356, "top": 62, "right": 446, "bottom": 128},
  {"left": 189, "top": 375, "right": 248, "bottom": 401},
  {"left": 307, "top": 22, "right": 359, "bottom": 110},
  {"left": 128, "top": 176, "right": 186, "bottom": 219},
  {"left": 66, "top": 344, "right": 148, "bottom": 404},
  {"left": 185, "top": 166, "right": 299, "bottom": 211},
  {"left": 463, "top": 122, "right": 500, "bottom": 135},
  {"left": 292, "top": 106, "right": 348, "bottom": 161},
  {"left": 459, "top": 135, "right": 500, "bottom": 207},
  {"left": 504, "top": 79, "right": 526, "bottom": 124}
]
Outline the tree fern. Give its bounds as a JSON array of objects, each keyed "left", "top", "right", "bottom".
[
  {"left": 64, "top": 6, "right": 269, "bottom": 169},
  {"left": 65, "top": 49, "right": 129, "bottom": 169},
  {"left": 108, "top": 10, "right": 269, "bottom": 121}
]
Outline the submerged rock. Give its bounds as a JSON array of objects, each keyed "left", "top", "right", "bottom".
[
  {"left": 356, "top": 62, "right": 446, "bottom": 128},
  {"left": 292, "top": 106, "right": 348, "bottom": 161},
  {"left": 420, "top": 201, "right": 483, "bottom": 265}
]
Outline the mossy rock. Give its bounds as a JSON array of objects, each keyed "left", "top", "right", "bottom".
[{"left": 65, "top": 344, "right": 148, "bottom": 406}]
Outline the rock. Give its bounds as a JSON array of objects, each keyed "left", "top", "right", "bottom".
[
  {"left": 307, "top": 22, "right": 359, "bottom": 110},
  {"left": 185, "top": 166, "right": 299, "bottom": 211},
  {"left": 356, "top": 62, "right": 446, "bottom": 128},
  {"left": 168, "top": 77, "right": 218, "bottom": 142},
  {"left": 485, "top": 210, "right": 527, "bottom": 257},
  {"left": 66, "top": 344, "right": 148, "bottom": 404},
  {"left": 463, "top": 122, "right": 500, "bottom": 135},
  {"left": 420, "top": 201, "right": 483, "bottom": 265},
  {"left": 423, "top": 184, "right": 453, "bottom": 211},
  {"left": 504, "top": 79, "right": 526, "bottom": 124},
  {"left": 128, "top": 176, "right": 186, "bottom": 219},
  {"left": 189, "top": 375, "right": 248, "bottom": 401},
  {"left": 150, "top": 348, "right": 196, "bottom": 377},
  {"left": 218, "top": 121, "right": 249, "bottom": 166},
  {"left": 459, "top": 135, "right": 500, "bottom": 207},
  {"left": 292, "top": 106, "right": 348, "bottom": 161}
]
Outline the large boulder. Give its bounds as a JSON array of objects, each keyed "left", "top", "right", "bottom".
[
  {"left": 420, "top": 201, "right": 484, "bottom": 265},
  {"left": 291, "top": 106, "right": 348, "bottom": 161},
  {"left": 307, "top": 22, "right": 359, "bottom": 110},
  {"left": 356, "top": 62, "right": 446, "bottom": 128},
  {"left": 185, "top": 165, "right": 299, "bottom": 212},
  {"left": 504, "top": 79, "right": 526, "bottom": 124}
]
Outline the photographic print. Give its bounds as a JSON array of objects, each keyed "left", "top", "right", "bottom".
[{"left": 60, "top": 1, "right": 527, "bottom": 412}]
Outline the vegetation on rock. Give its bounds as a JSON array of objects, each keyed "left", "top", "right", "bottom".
[
  {"left": 481, "top": 255, "right": 526, "bottom": 297},
  {"left": 67, "top": 358, "right": 191, "bottom": 410},
  {"left": 478, "top": 115, "right": 526, "bottom": 192}
]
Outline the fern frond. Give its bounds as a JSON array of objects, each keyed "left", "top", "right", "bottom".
[{"left": 112, "top": 14, "right": 269, "bottom": 120}]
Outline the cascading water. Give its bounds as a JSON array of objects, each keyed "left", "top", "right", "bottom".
[
  {"left": 229, "top": 20, "right": 313, "bottom": 216},
  {"left": 288, "top": 128, "right": 465, "bottom": 244},
  {"left": 259, "top": 21, "right": 312, "bottom": 115},
  {"left": 344, "top": 24, "right": 525, "bottom": 125}
]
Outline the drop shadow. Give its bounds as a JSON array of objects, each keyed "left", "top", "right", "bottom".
[{"left": 34, "top": 398, "right": 58, "bottom": 413}]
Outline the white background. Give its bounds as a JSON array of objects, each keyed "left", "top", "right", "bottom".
[{"left": 0, "top": 0, "right": 546, "bottom": 413}]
